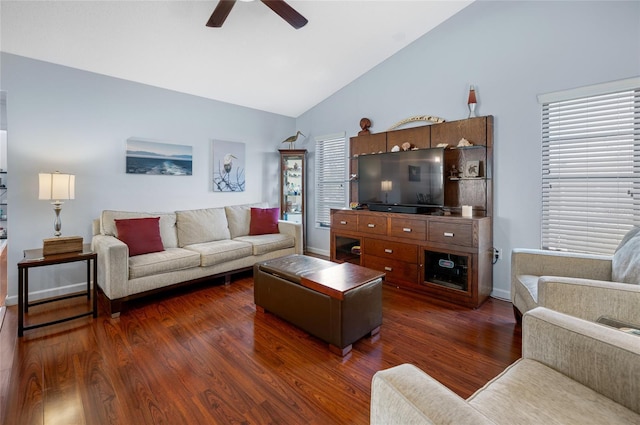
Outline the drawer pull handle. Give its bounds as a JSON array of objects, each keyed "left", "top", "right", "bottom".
[
  {"left": 384, "top": 266, "right": 393, "bottom": 272},
  {"left": 340, "top": 220, "right": 347, "bottom": 225},
  {"left": 402, "top": 228, "right": 412, "bottom": 233},
  {"left": 444, "top": 232, "right": 454, "bottom": 237},
  {"left": 384, "top": 248, "right": 393, "bottom": 254},
  {"left": 368, "top": 223, "right": 375, "bottom": 228}
]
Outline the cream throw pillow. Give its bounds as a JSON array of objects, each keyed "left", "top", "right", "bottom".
[
  {"left": 176, "top": 208, "right": 230, "bottom": 247},
  {"left": 612, "top": 226, "right": 640, "bottom": 284},
  {"left": 225, "top": 202, "right": 269, "bottom": 238}
]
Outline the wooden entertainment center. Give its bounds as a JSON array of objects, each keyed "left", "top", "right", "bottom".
[{"left": 330, "top": 116, "right": 494, "bottom": 308}]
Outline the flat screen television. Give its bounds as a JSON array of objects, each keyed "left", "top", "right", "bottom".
[{"left": 357, "top": 148, "right": 444, "bottom": 210}]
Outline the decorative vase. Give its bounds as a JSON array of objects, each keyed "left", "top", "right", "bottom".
[{"left": 467, "top": 85, "right": 477, "bottom": 118}]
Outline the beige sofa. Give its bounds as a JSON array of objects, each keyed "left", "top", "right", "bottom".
[
  {"left": 91, "top": 203, "right": 302, "bottom": 317},
  {"left": 370, "top": 307, "right": 640, "bottom": 425}
]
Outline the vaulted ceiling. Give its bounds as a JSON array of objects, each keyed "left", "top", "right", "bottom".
[{"left": 0, "top": 1, "right": 473, "bottom": 117}]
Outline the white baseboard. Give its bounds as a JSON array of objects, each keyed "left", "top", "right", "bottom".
[
  {"left": 5, "top": 282, "right": 90, "bottom": 306},
  {"left": 490, "top": 287, "right": 511, "bottom": 302},
  {"left": 305, "top": 246, "right": 330, "bottom": 258}
]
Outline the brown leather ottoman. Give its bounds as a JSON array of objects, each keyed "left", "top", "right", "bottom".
[{"left": 254, "top": 254, "right": 384, "bottom": 356}]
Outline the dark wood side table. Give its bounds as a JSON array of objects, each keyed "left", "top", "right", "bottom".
[{"left": 17, "top": 243, "right": 98, "bottom": 337}]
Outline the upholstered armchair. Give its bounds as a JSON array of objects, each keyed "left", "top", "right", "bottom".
[
  {"left": 370, "top": 307, "right": 640, "bottom": 424},
  {"left": 511, "top": 227, "right": 640, "bottom": 322}
]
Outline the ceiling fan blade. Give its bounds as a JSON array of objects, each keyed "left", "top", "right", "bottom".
[
  {"left": 261, "top": 0, "right": 308, "bottom": 29},
  {"left": 206, "top": 0, "right": 237, "bottom": 27}
]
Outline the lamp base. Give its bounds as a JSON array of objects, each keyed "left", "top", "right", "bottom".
[{"left": 43, "top": 236, "right": 83, "bottom": 256}]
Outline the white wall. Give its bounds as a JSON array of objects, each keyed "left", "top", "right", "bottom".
[
  {"left": 297, "top": 1, "right": 640, "bottom": 299},
  {"left": 1, "top": 53, "right": 294, "bottom": 302}
]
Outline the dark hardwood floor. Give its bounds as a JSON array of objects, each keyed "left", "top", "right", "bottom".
[{"left": 0, "top": 273, "right": 521, "bottom": 425}]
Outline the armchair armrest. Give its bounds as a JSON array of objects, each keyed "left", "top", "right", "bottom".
[
  {"left": 511, "top": 248, "right": 612, "bottom": 283},
  {"left": 371, "top": 364, "right": 496, "bottom": 425},
  {"left": 538, "top": 276, "right": 640, "bottom": 324},
  {"left": 523, "top": 307, "right": 640, "bottom": 414},
  {"left": 91, "top": 234, "right": 129, "bottom": 301},
  {"left": 278, "top": 220, "right": 303, "bottom": 254}
]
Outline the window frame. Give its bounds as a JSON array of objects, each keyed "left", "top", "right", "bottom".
[
  {"left": 314, "top": 132, "right": 348, "bottom": 229},
  {"left": 538, "top": 77, "right": 640, "bottom": 254}
]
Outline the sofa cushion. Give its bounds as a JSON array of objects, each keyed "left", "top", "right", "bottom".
[
  {"left": 101, "top": 210, "right": 178, "bottom": 248},
  {"left": 176, "top": 207, "right": 230, "bottom": 247},
  {"left": 225, "top": 202, "right": 269, "bottom": 238},
  {"left": 612, "top": 227, "right": 640, "bottom": 284},
  {"left": 249, "top": 207, "right": 280, "bottom": 235},
  {"left": 128, "top": 248, "right": 201, "bottom": 279},
  {"left": 183, "top": 239, "right": 253, "bottom": 267},
  {"left": 235, "top": 234, "right": 295, "bottom": 256},
  {"left": 515, "top": 274, "right": 539, "bottom": 303},
  {"left": 115, "top": 217, "right": 165, "bottom": 256},
  {"left": 469, "top": 359, "right": 640, "bottom": 424}
]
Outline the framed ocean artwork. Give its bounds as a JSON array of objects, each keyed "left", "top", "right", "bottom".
[{"left": 126, "top": 138, "right": 192, "bottom": 176}]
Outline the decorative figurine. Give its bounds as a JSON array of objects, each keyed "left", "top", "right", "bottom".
[
  {"left": 457, "top": 137, "right": 473, "bottom": 147},
  {"left": 450, "top": 164, "right": 460, "bottom": 178},
  {"left": 358, "top": 118, "right": 372, "bottom": 135},
  {"left": 402, "top": 142, "right": 411, "bottom": 151},
  {"left": 282, "top": 131, "right": 305, "bottom": 149}
]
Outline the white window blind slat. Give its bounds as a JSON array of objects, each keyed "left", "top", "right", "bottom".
[
  {"left": 541, "top": 83, "right": 640, "bottom": 255},
  {"left": 315, "top": 133, "right": 347, "bottom": 228}
]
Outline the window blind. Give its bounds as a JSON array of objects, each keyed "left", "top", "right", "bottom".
[
  {"left": 541, "top": 81, "right": 640, "bottom": 254},
  {"left": 315, "top": 133, "right": 347, "bottom": 228}
]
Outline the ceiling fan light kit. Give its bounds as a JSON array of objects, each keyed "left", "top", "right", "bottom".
[{"left": 207, "top": 0, "right": 308, "bottom": 29}]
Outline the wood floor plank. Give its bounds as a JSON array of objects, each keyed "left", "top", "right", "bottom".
[{"left": 1, "top": 274, "right": 521, "bottom": 424}]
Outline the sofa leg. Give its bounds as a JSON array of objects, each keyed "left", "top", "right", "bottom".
[
  {"left": 513, "top": 305, "right": 523, "bottom": 324},
  {"left": 225, "top": 274, "right": 231, "bottom": 285},
  {"left": 109, "top": 299, "right": 123, "bottom": 319}
]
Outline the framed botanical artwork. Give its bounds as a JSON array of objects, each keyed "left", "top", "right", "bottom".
[
  {"left": 126, "top": 138, "right": 192, "bottom": 175},
  {"left": 465, "top": 160, "right": 480, "bottom": 178},
  {"left": 211, "top": 140, "right": 245, "bottom": 192}
]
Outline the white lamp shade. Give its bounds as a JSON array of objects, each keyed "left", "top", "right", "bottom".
[
  {"left": 381, "top": 180, "right": 393, "bottom": 192},
  {"left": 39, "top": 172, "right": 75, "bottom": 201}
]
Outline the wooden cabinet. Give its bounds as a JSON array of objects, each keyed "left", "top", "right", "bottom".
[
  {"left": 330, "top": 209, "right": 492, "bottom": 308},
  {"left": 350, "top": 116, "right": 493, "bottom": 215},
  {"left": 279, "top": 149, "right": 306, "bottom": 248},
  {"left": 386, "top": 126, "right": 431, "bottom": 150},
  {"left": 338, "top": 116, "right": 494, "bottom": 308}
]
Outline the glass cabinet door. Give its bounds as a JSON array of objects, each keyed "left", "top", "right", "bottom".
[{"left": 279, "top": 149, "right": 306, "bottom": 241}]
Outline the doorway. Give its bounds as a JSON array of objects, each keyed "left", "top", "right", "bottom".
[{"left": 0, "top": 91, "right": 7, "bottom": 328}]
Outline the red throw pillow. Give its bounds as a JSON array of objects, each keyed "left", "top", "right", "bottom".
[
  {"left": 115, "top": 217, "right": 165, "bottom": 256},
  {"left": 249, "top": 208, "right": 280, "bottom": 235}
]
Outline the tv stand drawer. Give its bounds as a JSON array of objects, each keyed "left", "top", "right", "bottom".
[
  {"left": 362, "top": 254, "right": 417, "bottom": 285},
  {"left": 389, "top": 218, "right": 426, "bottom": 240},
  {"left": 357, "top": 215, "right": 387, "bottom": 235},
  {"left": 429, "top": 222, "right": 472, "bottom": 247},
  {"left": 331, "top": 211, "right": 358, "bottom": 232},
  {"left": 365, "top": 238, "right": 417, "bottom": 262}
]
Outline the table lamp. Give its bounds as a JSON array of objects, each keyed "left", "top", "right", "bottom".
[
  {"left": 381, "top": 180, "right": 393, "bottom": 204},
  {"left": 39, "top": 171, "right": 75, "bottom": 237}
]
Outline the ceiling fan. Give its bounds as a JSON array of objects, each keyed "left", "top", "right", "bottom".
[{"left": 206, "top": 0, "right": 308, "bottom": 29}]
